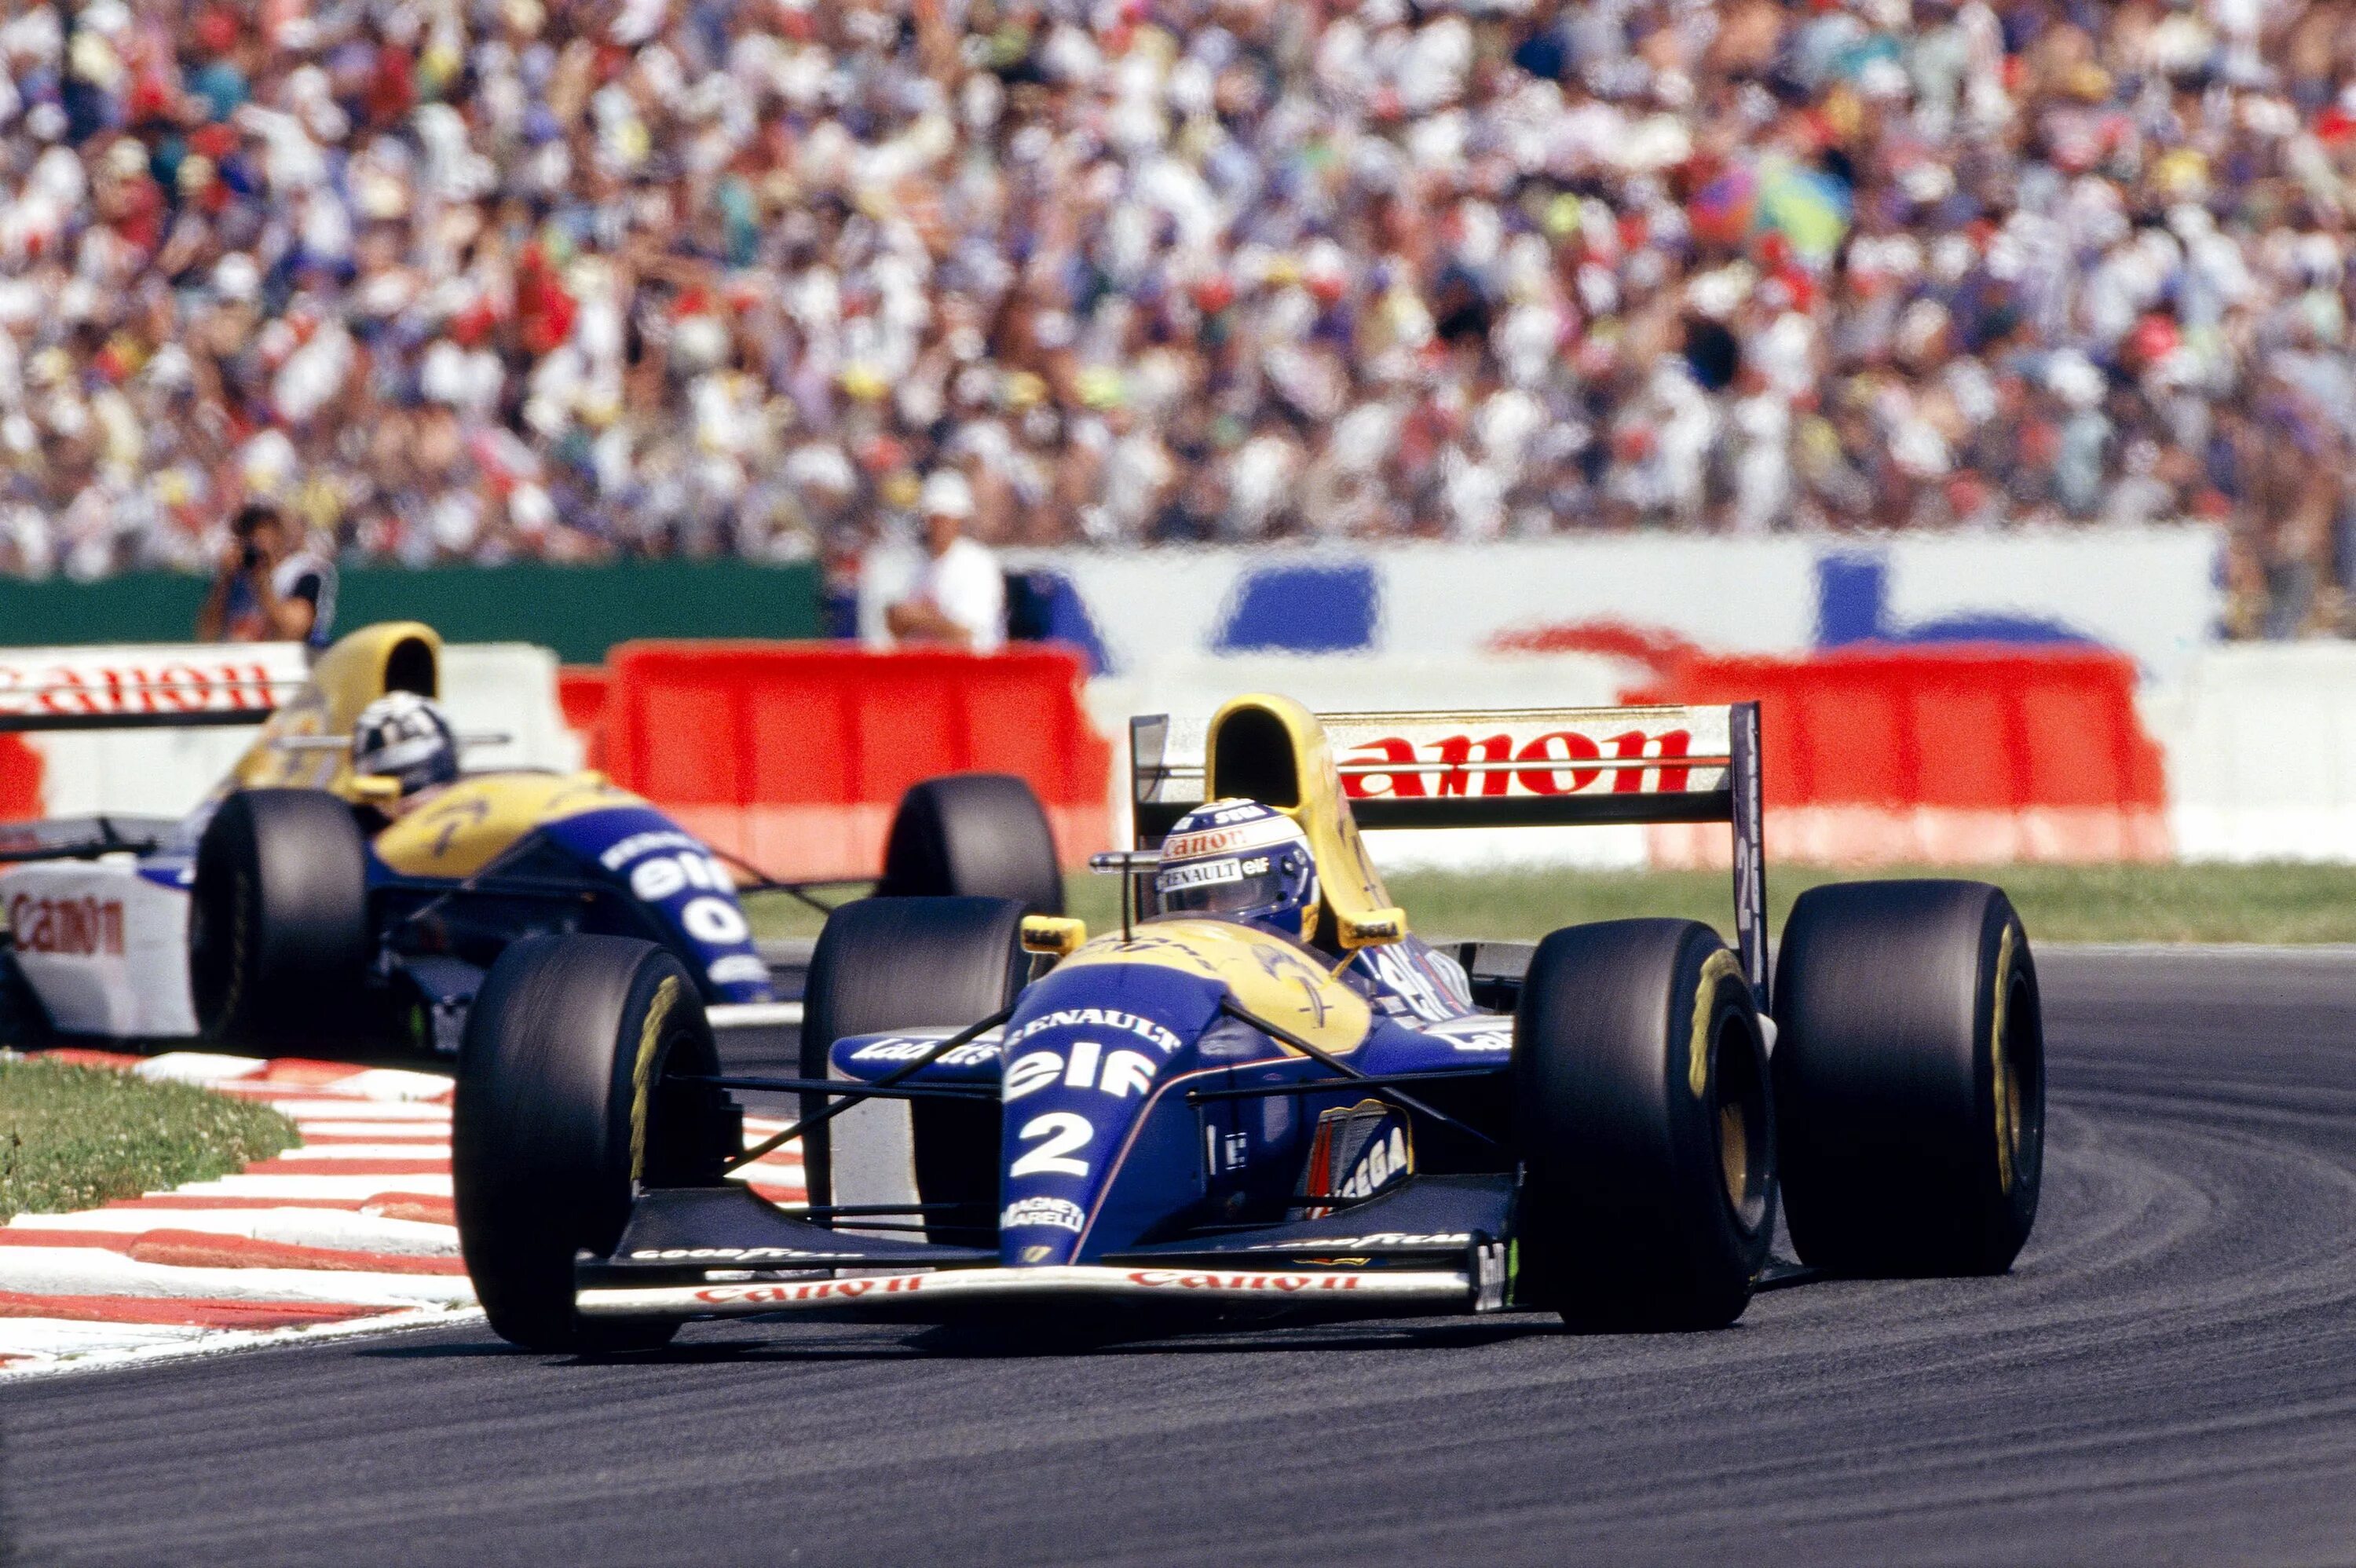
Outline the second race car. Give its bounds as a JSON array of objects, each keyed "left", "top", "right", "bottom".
[{"left": 0, "top": 620, "right": 1063, "bottom": 1055}]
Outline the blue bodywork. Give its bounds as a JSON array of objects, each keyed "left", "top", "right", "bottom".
[
  {"left": 532, "top": 805, "right": 770, "bottom": 1002},
  {"left": 356, "top": 798, "right": 773, "bottom": 1009},
  {"left": 829, "top": 923, "right": 1513, "bottom": 1267}
]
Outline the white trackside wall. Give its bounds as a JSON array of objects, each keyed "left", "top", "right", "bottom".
[{"left": 2141, "top": 645, "right": 2356, "bottom": 862}]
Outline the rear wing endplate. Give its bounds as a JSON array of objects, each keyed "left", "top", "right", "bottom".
[{"left": 1130, "top": 703, "right": 1770, "bottom": 1010}]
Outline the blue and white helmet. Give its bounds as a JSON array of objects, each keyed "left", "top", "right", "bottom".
[
  {"left": 352, "top": 692, "right": 459, "bottom": 799},
  {"left": 1154, "top": 799, "right": 1320, "bottom": 941}
]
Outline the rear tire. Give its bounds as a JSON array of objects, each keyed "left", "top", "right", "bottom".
[
  {"left": 1772, "top": 879, "right": 2043, "bottom": 1277},
  {"left": 1514, "top": 919, "right": 1775, "bottom": 1331},
  {"left": 454, "top": 935, "right": 731, "bottom": 1353},
  {"left": 875, "top": 773, "right": 1063, "bottom": 914},
  {"left": 800, "top": 897, "right": 1027, "bottom": 1237},
  {"left": 188, "top": 789, "right": 371, "bottom": 1052}
]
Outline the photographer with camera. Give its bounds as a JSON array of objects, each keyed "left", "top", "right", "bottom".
[{"left": 195, "top": 503, "right": 336, "bottom": 651}]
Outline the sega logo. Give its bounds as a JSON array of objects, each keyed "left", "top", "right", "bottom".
[
  {"left": 1334, "top": 1127, "right": 1409, "bottom": 1202},
  {"left": 1341, "top": 729, "right": 1696, "bottom": 800},
  {"left": 10, "top": 894, "right": 124, "bottom": 957}
]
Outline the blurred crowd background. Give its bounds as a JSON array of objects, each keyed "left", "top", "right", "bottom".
[{"left": 4, "top": 0, "right": 2356, "bottom": 634}]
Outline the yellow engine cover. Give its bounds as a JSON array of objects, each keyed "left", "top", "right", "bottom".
[
  {"left": 371, "top": 772, "right": 642, "bottom": 879},
  {"left": 1058, "top": 917, "right": 1372, "bottom": 1056}
]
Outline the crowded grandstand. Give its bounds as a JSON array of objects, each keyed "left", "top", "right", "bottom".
[{"left": 0, "top": 0, "right": 2345, "bottom": 633}]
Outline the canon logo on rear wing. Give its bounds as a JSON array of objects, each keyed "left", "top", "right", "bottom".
[
  {"left": 0, "top": 649, "right": 305, "bottom": 732},
  {"left": 1322, "top": 711, "right": 1734, "bottom": 802},
  {"left": 1336, "top": 729, "right": 1718, "bottom": 799}
]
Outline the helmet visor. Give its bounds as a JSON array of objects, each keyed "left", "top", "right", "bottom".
[{"left": 1156, "top": 853, "right": 1293, "bottom": 918}]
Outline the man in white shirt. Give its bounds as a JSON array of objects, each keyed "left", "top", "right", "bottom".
[{"left": 885, "top": 470, "right": 1005, "bottom": 652}]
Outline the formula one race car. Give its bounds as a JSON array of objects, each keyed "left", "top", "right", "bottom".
[
  {"left": 0, "top": 621, "right": 1062, "bottom": 1056},
  {"left": 455, "top": 693, "right": 2044, "bottom": 1351}
]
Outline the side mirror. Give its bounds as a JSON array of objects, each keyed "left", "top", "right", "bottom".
[
  {"left": 1021, "top": 916, "right": 1088, "bottom": 956},
  {"left": 1337, "top": 907, "right": 1407, "bottom": 949},
  {"left": 349, "top": 774, "right": 402, "bottom": 806}
]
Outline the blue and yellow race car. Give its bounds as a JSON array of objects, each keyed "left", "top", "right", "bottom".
[
  {"left": 0, "top": 621, "right": 1061, "bottom": 1056},
  {"left": 455, "top": 693, "right": 2044, "bottom": 1351}
]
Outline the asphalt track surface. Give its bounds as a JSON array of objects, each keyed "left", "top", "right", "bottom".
[{"left": 13, "top": 946, "right": 2356, "bottom": 1566}]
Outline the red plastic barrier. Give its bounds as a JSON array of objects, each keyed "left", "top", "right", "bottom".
[
  {"left": 1631, "top": 645, "right": 2168, "bottom": 865},
  {"left": 602, "top": 642, "right": 1111, "bottom": 879},
  {"left": 0, "top": 733, "right": 40, "bottom": 821},
  {"left": 557, "top": 666, "right": 609, "bottom": 773}
]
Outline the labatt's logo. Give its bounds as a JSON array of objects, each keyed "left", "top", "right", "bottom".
[{"left": 1340, "top": 727, "right": 1695, "bottom": 799}]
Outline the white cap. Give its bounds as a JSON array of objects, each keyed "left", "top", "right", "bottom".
[
  {"left": 920, "top": 469, "right": 974, "bottom": 520},
  {"left": 213, "top": 253, "right": 261, "bottom": 304}
]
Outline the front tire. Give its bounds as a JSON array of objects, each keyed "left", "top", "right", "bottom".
[
  {"left": 454, "top": 935, "right": 731, "bottom": 1352},
  {"left": 189, "top": 789, "right": 371, "bottom": 1052},
  {"left": 0, "top": 946, "right": 50, "bottom": 1048},
  {"left": 800, "top": 897, "right": 1027, "bottom": 1237},
  {"left": 1514, "top": 919, "right": 1775, "bottom": 1331},
  {"left": 1772, "top": 879, "right": 2043, "bottom": 1277},
  {"left": 874, "top": 773, "right": 1063, "bottom": 913}
]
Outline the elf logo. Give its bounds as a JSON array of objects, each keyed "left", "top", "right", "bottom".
[{"left": 1004, "top": 1041, "right": 1159, "bottom": 1102}]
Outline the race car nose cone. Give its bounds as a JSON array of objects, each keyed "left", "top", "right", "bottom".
[{"left": 994, "top": 963, "right": 1222, "bottom": 1266}]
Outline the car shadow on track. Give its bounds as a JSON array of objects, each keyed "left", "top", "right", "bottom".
[{"left": 354, "top": 1314, "right": 1561, "bottom": 1367}]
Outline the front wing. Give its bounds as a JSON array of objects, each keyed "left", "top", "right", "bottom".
[
  {"left": 580, "top": 1263, "right": 1494, "bottom": 1321},
  {"left": 569, "top": 1175, "right": 1517, "bottom": 1326}
]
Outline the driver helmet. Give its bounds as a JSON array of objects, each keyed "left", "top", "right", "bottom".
[
  {"left": 351, "top": 692, "right": 460, "bottom": 798},
  {"left": 1154, "top": 799, "right": 1320, "bottom": 941}
]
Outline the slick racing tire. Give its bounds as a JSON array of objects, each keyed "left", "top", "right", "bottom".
[
  {"left": 801, "top": 896, "right": 1028, "bottom": 1238},
  {"left": 454, "top": 935, "right": 732, "bottom": 1354},
  {"left": 0, "top": 948, "right": 51, "bottom": 1049},
  {"left": 1514, "top": 919, "right": 1775, "bottom": 1332},
  {"left": 875, "top": 773, "right": 1063, "bottom": 914},
  {"left": 189, "top": 789, "right": 371, "bottom": 1052},
  {"left": 1772, "top": 879, "right": 2043, "bottom": 1277}
]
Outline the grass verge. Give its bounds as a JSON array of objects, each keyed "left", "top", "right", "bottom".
[
  {"left": 749, "top": 861, "right": 2356, "bottom": 947},
  {"left": 0, "top": 1055, "right": 300, "bottom": 1222}
]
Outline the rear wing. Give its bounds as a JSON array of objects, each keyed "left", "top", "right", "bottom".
[
  {"left": 0, "top": 649, "right": 302, "bottom": 733},
  {"left": 1130, "top": 702, "right": 1769, "bottom": 1009}
]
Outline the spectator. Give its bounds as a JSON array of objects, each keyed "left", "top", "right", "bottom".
[
  {"left": 3, "top": 0, "right": 2356, "bottom": 637},
  {"left": 886, "top": 470, "right": 1003, "bottom": 653},
  {"left": 194, "top": 502, "right": 335, "bottom": 649}
]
